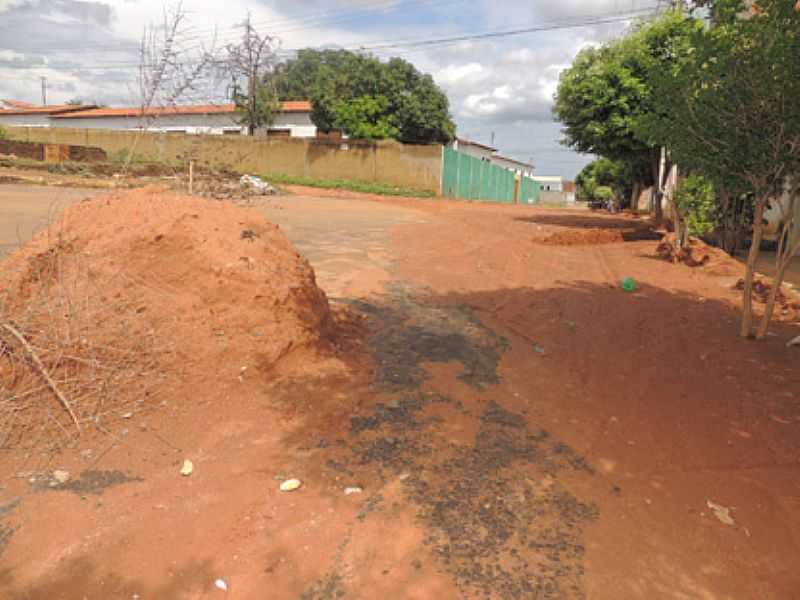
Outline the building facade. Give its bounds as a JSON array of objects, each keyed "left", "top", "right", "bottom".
[{"left": 0, "top": 101, "right": 317, "bottom": 138}]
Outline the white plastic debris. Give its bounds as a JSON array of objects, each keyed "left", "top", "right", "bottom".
[
  {"left": 787, "top": 335, "right": 800, "bottom": 348},
  {"left": 706, "top": 500, "right": 735, "bottom": 526},
  {"left": 344, "top": 486, "right": 363, "bottom": 496},
  {"left": 214, "top": 578, "right": 228, "bottom": 592},
  {"left": 239, "top": 175, "right": 277, "bottom": 195},
  {"left": 52, "top": 470, "right": 70, "bottom": 484},
  {"left": 280, "top": 478, "right": 302, "bottom": 492},
  {"left": 180, "top": 460, "right": 194, "bottom": 477}
]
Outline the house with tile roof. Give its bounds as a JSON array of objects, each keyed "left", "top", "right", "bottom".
[
  {"left": 0, "top": 100, "right": 317, "bottom": 138},
  {"left": 49, "top": 101, "right": 316, "bottom": 137},
  {"left": 0, "top": 102, "right": 96, "bottom": 128}
]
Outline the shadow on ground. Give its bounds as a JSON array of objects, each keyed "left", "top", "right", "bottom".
[
  {"left": 288, "top": 279, "right": 800, "bottom": 598},
  {"left": 0, "top": 557, "right": 215, "bottom": 600}
]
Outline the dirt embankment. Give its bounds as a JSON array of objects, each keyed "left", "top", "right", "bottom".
[{"left": 0, "top": 187, "right": 334, "bottom": 451}]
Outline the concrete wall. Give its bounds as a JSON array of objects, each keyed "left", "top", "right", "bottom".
[
  {"left": 7, "top": 126, "right": 442, "bottom": 194},
  {"left": 0, "top": 113, "right": 51, "bottom": 128},
  {"left": 538, "top": 190, "right": 571, "bottom": 205},
  {"left": 49, "top": 112, "right": 317, "bottom": 138}
]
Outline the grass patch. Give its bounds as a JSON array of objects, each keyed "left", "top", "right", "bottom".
[{"left": 263, "top": 173, "right": 434, "bottom": 198}]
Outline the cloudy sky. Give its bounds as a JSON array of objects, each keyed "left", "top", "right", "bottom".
[{"left": 0, "top": 0, "right": 663, "bottom": 177}]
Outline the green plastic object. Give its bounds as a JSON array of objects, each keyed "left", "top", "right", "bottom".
[{"left": 621, "top": 277, "right": 637, "bottom": 293}]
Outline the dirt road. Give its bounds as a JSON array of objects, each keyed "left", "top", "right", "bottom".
[
  {"left": 1, "top": 188, "right": 799, "bottom": 599},
  {"left": 0, "top": 184, "right": 103, "bottom": 257}
]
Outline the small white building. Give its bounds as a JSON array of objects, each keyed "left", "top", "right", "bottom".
[
  {"left": 533, "top": 175, "right": 563, "bottom": 192},
  {"left": 50, "top": 101, "right": 317, "bottom": 137},
  {"left": 449, "top": 137, "right": 497, "bottom": 162},
  {"left": 491, "top": 154, "right": 535, "bottom": 177},
  {"left": 0, "top": 102, "right": 95, "bottom": 128}
]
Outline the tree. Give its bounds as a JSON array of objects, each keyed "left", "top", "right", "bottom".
[
  {"left": 0, "top": 126, "right": 8, "bottom": 140},
  {"left": 268, "top": 49, "right": 455, "bottom": 144},
  {"left": 225, "top": 14, "right": 280, "bottom": 136},
  {"left": 576, "top": 158, "right": 632, "bottom": 205},
  {"left": 128, "top": 2, "right": 216, "bottom": 172},
  {"left": 675, "top": 174, "right": 716, "bottom": 238},
  {"left": 554, "top": 12, "right": 702, "bottom": 218},
  {"left": 646, "top": 0, "right": 800, "bottom": 338}
]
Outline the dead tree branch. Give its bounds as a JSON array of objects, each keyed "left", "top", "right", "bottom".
[{"left": 1, "top": 322, "right": 81, "bottom": 434}]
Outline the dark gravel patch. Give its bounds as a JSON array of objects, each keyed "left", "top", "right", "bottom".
[
  {"left": 300, "top": 571, "right": 347, "bottom": 600},
  {"left": 323, "top": 284, "right": 598, "bottom": 598},
  {"left": 58, "top": 470, "right": 142, "bottom": 496},
  {"left": 352, "top": 285, "right": 508, "bottom": 391}
]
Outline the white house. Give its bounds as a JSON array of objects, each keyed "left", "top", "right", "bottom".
[
  {"left": 0, "top": 102, "right": 95, "bottom": 128},
  {"left": 533, "top": 175, "right": 563, "bottom": 192},
  {"left": 50, "top": 101, "right": 317, "bottom": 137},
  {"left": 491, "top": 154, "right": 535, "bottom": 177},
  {"left": 449, "top": 137, "right": 497, "bottom": 161}
]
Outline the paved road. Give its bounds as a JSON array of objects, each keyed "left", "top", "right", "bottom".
[{"left": 0, "top": 184, "right": 103, "bottom": 258}]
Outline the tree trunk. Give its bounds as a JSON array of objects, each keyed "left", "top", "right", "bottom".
[
  {"left": 756, "top": 189, "right": 799, "bottom": 339},
  {"left": 653, "top": 148, "right": 665, "bottom": 223},
  {"left": 630, "top": 181, "right": 641, "bottom": 214},
  {"left": 740, "top": 199, "right": 766, "bottom": 338}
]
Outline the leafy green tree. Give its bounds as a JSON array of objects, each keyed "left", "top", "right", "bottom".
[
  {"left": 594, "top": 186, "right": 614, "bottom": 203},
  {"left": 268, "top": 49, "right": 455, "bottom": 143},
  {"left": 554, "top": 11, "right": 701, "bottom": 217},
  {"left": 645, "top": 0, "right": 800, "bottom": 338},
  {"left": 675, "top": 174, "right": 716, "bottom": 238},
  {"left": 576, "top": 158, "right": 632, "bottom": 206}
]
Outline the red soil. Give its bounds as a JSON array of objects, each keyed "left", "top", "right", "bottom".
[{"left": 0, "top": 187, "right": 334, "bottom": 450}]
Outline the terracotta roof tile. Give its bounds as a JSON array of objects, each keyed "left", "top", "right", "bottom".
[
  {"left": 0, "top": 104, "right": 93, "bottom": 116},
  {"left": 52, "top": 101, "right": 313, "bottom": 119}
]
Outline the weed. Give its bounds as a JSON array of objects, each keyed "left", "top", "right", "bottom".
[{"left": 262, "top": 173, "right": 434, "bottom": 198}]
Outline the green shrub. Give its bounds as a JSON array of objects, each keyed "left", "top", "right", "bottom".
[
  {"left": 676, "top": 174, "right": 716, "bottom": 237},
  {"left": 594, "top": 186, "right": 614, "bottom": 202},
  {"left": 0, "top": 126, "right": 8, "bottom": 140}
]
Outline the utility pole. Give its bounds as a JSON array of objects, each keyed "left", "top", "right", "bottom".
[
  {"left": 40, "top": 76, "right": 47, "bottom": 106},
  {"left": 491, "top": 131, "right": 495, "bottom": 146}
]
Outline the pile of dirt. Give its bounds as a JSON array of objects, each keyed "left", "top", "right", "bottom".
[
  {"left": 733, "top": 278, "right": 800, "bottom": 320},
  {"left": 537, "top": 228, "right": 629, "bottom": 246},
  {"left": 0, "top": 187, "right": 333, "bottom": 450},
  {"left": 656, "top": 234, "right": 742, "bottom": 276}
]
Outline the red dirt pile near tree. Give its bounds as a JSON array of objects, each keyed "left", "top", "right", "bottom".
[
  {"left": 0, "top": 187, "right": 333, "bottom": 450},
  {"left": 656, "top": 233, "right": 742, "bottom": 276}
]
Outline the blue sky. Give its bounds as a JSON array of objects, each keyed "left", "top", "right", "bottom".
[{"left": 0, "top": 0, "right": 663, "bottom": 178}]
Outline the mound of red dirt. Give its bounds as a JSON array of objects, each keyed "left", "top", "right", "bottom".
[
  {"left": 656, "top": 234, "right": 742, "bottom": 276},
  {"left": 537, "top": 228, "right": 628, "bottom": 246},
  {"left": 733, "top": 277, "right": 800, "bottom": 321},
  {"left": 0, "top": 187, "right": 333, "bottom": 449}
]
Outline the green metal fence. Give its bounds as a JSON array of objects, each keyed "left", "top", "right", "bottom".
[
  {"left": 518, "top": 175, "right": 541, "bottom": 205},
  {"left": 443, "top": 147, "right": 515, "bottom": 203},
  {"left": 442, "top": 147, "right": 540, "bottom": 204}
]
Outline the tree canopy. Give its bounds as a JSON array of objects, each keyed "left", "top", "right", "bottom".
[
  {"left": 554, "top": 12, "right": 702, "bottom": 210},
  {"left": 269, "top": 49, "right": 455, "bottom": 144},
  {"left": 644, "top": 0, "right": 800, "bottom": 337}
]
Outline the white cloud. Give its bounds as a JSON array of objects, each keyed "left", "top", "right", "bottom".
[{"left": 0, "top": 0, "right": 656, "bottom": 177}]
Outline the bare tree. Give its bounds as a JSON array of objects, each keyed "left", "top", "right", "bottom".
[
  {"left": 124, "top": 2, "right": 217, "bottom": 171},
  {"left": 224, "top": 13, "right": 280, "bottom": 136}
]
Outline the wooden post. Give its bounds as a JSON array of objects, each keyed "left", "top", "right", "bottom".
[{"left": 188, "top": 160, "right": 194, "bottom": 195}]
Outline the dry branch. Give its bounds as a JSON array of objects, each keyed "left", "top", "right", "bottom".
[{"left": 1, "top": 322, "right": 81, "bottom": 433}]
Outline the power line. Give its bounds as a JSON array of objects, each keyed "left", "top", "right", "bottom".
[
  {"left": 0, "top": 6, "right": 661, "bottom": 74},
  {"left": 7, "top": 0, "right": 461, "bottom": 55}
]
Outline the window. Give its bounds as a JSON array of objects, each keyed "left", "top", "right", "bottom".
[{"left": 267, "top": 129, "right": 291, "bottom": 138}]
